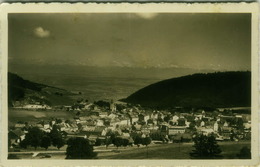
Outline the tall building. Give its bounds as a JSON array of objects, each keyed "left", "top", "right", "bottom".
[{"left": 110, "top": 100, "right": 116, "bottom": 112}]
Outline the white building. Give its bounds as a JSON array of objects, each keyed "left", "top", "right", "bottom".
[
  {"left": 200, "top": 121, "right": 205, "bottom": 127},
  {"left": 213, "top": 122, "right": 219, "bottom": 132},
  {"left": 172, "top": 115, "right": 179, "bottom": 124}
]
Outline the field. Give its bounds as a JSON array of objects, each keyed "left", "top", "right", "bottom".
[
  {"left": 9, "top": 141, "right": 250, "bottom": 160},
  {"left": 98, "top": 141, "right": 250, "bottom": 159},
  {"left": 8, "top": 109, "right": 74, "bottom": 126}
]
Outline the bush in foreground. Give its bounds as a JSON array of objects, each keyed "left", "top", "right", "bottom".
[
  {"left": 237, "top": 146, "right": 251, "bottom": 159},
  {"left": 190, "top": 134, "right": 222, "bottom": 159},
  {"left": 66, "top": 137, "right": 97, "bottom": 159}
]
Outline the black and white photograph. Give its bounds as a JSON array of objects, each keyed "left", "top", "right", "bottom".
[{"left": 1, "top": 2, "right": 259, "bottom": 166}]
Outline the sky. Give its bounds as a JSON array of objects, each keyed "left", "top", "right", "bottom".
[{"left": 8, "top": 13, "right": 251, "bottom": 71}]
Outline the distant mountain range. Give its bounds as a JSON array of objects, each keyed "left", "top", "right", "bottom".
[
  {"left": 8, "top": 72, "right": 74, "bottom": 107},
  {"left": 121, "top": 71, "right": 251, "bottom": 109}
]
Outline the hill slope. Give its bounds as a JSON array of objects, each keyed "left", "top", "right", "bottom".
[
  {"left": 122, "top": 71, "right": 251, "bottom": 108},
  {"left": 8, "top": 72, "right": 74, "bottom": 107}
]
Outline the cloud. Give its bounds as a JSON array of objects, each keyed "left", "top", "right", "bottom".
[
  {"left": 135, "top": 13, "right": 158, "bottom": 20},
  {"left": 34, "top": 27, "right": 50, "bottom": 38}
]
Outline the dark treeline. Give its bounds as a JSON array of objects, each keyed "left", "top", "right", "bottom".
[{"left": 122, "top": 71, "right": 251, "bottom": 109}]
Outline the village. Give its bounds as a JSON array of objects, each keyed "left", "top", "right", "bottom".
[{"left": 9, "top": 98, "right": 251, "bottom": 154}]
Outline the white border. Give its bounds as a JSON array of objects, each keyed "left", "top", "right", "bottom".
[{"left": 0, "top": 3, "right": 259, "bottom": 167}]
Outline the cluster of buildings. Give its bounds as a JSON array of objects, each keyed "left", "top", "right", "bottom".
[{"left": 9, "top": 100, "right": 251, "bottom": 148}]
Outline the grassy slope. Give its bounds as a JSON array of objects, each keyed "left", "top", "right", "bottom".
[{"left": 8, "top": 72, "right": 75, "bottom": 106}]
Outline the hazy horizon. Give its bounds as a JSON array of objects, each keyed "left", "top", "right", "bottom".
[
  {"left": 8, "top": 13, "right": 251, "bottom": 101},
  {"left": 8, "top": 63, "right": 250, "bottom": 102}
]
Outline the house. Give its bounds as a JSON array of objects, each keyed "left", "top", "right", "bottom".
[
  {"left": 195, "top": 114, "right": 203, "bottom": 120},
  {"left": 132, "top": 117, "right": 139, "bottom": 123},
  {"left": 14, "top": 123, "right": 25, "bottom": 129},
  {"left": 221, "top": 127, "right": 232, "bottom": 140},
  {"left": 151, "top": 111, "right": 158, "bottom": 119},
  {"left": 59, "top": 124, "right": 67, "bottom": 131},
  {"left": 8, "top": 129, "right": 25, "bottom": 146},
  {"left": 138, "top": 114, "right": 145, "bottom": 122},
  {"left": 133, "top": 124, "right": 142, "bottom": 132},
  {"left": 88, "top": 134, "right": 98, "bottom": 141},
  {"left": 147, "top": 119, "right": 154, "bottom": 125},
  {"left": 35, "top": 123, "right": 44, "bottom": 129},
  {"left": 197, "top": 127, "right": 214, "bottom": 135},
  {"left": 178, "top": 118, "right": 186, "bottom": 126},
  {"left": 200, "top": 121, "right": 205, "bottom": 127},
  {"left": 223, "top": 121, "right": 229, "bottom": 127},
  {"left": 172, "top": 115, "right": 179, "bottom": 125},
  {"left": 181, "top": 133, "right": 192, "bottom": 142},
  {"left": 82, "top": 126, "right": 96, "bottom": 132},
  {"left": 172, "top": 133, "right": 192, "bottom": 143},
  {"left": 121, "top": 119, "right": 131, "bottom": 125},
  {"left": 172, "top": 133, "right": 182, "bottom": 143},
  {"left": 122, "top": 132, "right": 131, "bottom": 137},
  {"left": 43, "top": 123, "right": 51, "bottom": 130},
  {"left": 81, "top": 126, "right": 106, "bottom": 135},
  {"left": 110, "top": 117, "right": 121, "bottom": 125},
  {"left": 243, "top": 122, "right": 251, "bottom": 129},
  {"left": 96, "top": 119, "right": 104, "bottom": 126},
  {"left": 51, "top": 120, "right": 56, "bottom": 126},
  {"left": 144, "top": 115, "right": 150, "bottom": 122},
  {"left": 85, "top": 119, "right": 96, "bottom": 126},
  {"left": 79, "top": 116, "right": 90, "bottom": 122},
  {"left": 108, "top": 113, "right": 117, "bottom": 119},
  {"left": 99, "top": 112, "right": 108, "bottom": 118},
  {"left": 141, "top": 128, "right": 150, "bottom": 135},
  {"left": 168, "top": 126, "right": 186, "bottom": 135},
  {"left": 202, "top": 117, "right": 211, "bottom": 122},
  {"left": 22, "top": 104, "right": 51, "bottom": 110}
]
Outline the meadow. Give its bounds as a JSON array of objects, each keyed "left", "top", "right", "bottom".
[{"left": 9, "top": 141, "right": 250, "bottom": 159}]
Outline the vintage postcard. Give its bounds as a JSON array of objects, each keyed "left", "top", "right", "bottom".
[{"left": 0, "top": 2, "right": 259, "bottom": 167}]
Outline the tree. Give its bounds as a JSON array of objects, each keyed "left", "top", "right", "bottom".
[
  {"left": 55, "top": 118, "right": 62, "bottom": 124},
  {"left": 49, "top": 127, "right": 65, "bottom": 149},
  {"left": 237, "top": 146, "right": 251, "bottom": 159},
  {"left": 105, "top": 137, "right": 112, "bottom": 148},
  {"left": 95, "top": 138, "right": 102, "bottom": 146},
  {"left": 113, "top": 137, "right": 123, "bottom": 148},
  {"left": 40, "top": 135, "right": 51, "bottom": 150},
  {"left": 54, "top": 137, "right": 65, "bottom": 150},
  {"left": 142, "top": 137, "right": 152, "bottom": 147},
  {"left": 76, "top": 111, "right": 81, "bottom": 116},
  {"left": 65, "top": 119, "right": 71, "bottom": 124},
  {"left": 134, "top": 136, "right": 142, "bottom": 147},
  {"left": 190, "top": 134, "right": 222, "bottom": 159},
  {"left": 188, "top": 121, "right": 196, "bottom": 131},
  {"left": 66, "top": 137, "right": 97, "bottom": 159},
  {"left": 163, "top": 115, "right": 171, "bottom": 123},
  {"left": 237, "top": 118, "right": 244, "bottom": 130},
  {"left": 8, "top": 138, "right": 11, "bottom": 149},
  {"left": 24, "top": 127, "right": 44, "bottom": 150},
  {"left": 178, "top": 118, "right": 186, "bottom": 126},
  {"left": 122, "top": 138, "right": 129, "bottom": 147},
  {"left": 94, "top": 100, "right": 110, "bottom": 108}
]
